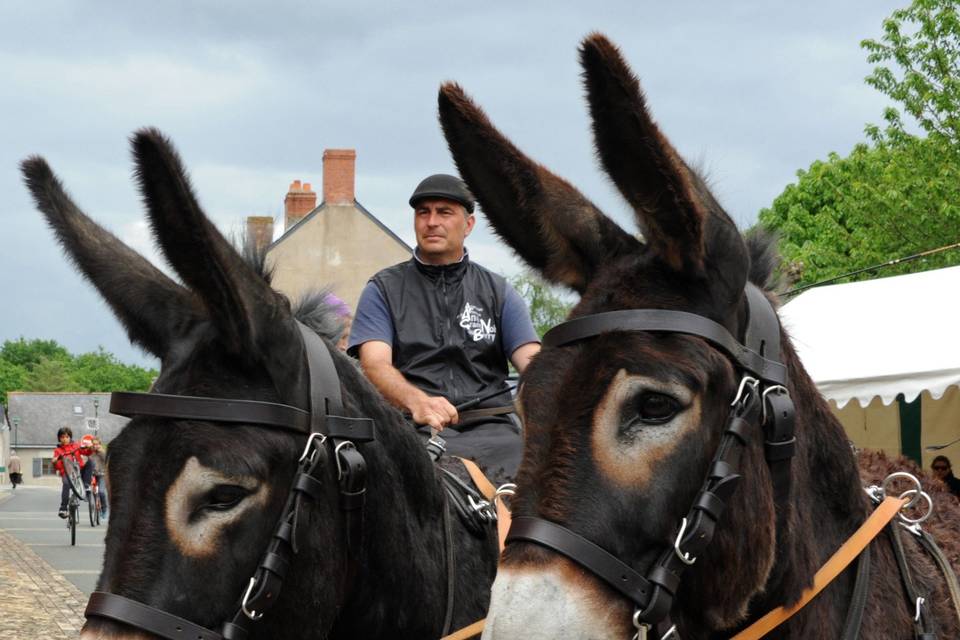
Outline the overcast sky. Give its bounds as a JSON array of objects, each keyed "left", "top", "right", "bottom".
[{"left": 1, "top": 1, "right": 903, "bottom": 367}]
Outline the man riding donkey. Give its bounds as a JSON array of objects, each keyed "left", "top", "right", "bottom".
[{"left": 349, "top": 174, "right": 540, "bottom": 483}]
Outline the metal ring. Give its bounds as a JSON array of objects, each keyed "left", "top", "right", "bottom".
[
  {"left": 334, "top": 441, "right": 356, "bottom": 481},
  {"left": 897, "top": 489, "right": 933, "bottom": 525},
  {"left": 298, "top": 432, "right": 327, "bottom": 463},
  {"left": 673, "top": 517, "right": 697, "bottom": 566},
  {"left": 882, "top": 472, "right": 923, "bottom": 509},
  {"left": 731, "top": 376, "right": 759, "bottom": 407},
  {"left": 760, "top": 385, "right": 789, "bottom": 425},
  {"left": 632, "top": 609, "right": 651, "bottom": 640},
  {"left": 914, "top": 596, "right": 925, "bottom": 622},
  {"left": 241, "top": 577, "right": 264, "bottom": 620},
  {"left": 661, "top": 625, "right": 678, "bottom": 640}
]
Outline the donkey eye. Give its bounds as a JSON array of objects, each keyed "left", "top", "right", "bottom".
[
  {"left": 202, "top": 485, "right": 251, "bottom": 511},
  {"left": 632, "top": 392, "right": 680, "bottom": 425}
]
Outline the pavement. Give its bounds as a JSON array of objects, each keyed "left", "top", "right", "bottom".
[{"left": 0, "top": 483, "right": 104, "bottom": 638}]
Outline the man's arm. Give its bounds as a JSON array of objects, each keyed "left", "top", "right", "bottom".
[
  {"left": 510, "top": 341, "right": 541, "bottom": 373},
  {"left": 358, "top": 340, "right": 459, "bottom": 431}
]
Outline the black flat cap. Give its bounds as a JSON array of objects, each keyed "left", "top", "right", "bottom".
[{"left": 408, "top": 174, "right": 475, "bottom": 213}]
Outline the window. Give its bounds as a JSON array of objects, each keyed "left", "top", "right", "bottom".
[{"left": 40, "top": 458, "right": 58, "bottom": 476}]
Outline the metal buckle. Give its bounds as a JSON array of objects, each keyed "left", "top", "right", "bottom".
[
  {"left": 672, "top": 517, "right": 697, "bottom": 566},
  {"left": 241, "top": 577, "right": 264, "bottom": 620},
  {"left": 730, "top": 376, "right": 759, "bottom": 407},
  {"left": 467, "top": 494, "right": 495, "bottom": 521},
  {"left": 298, "top": 432, "right": 327, "bottom": 463},
  {"left": 760, "top": 384, "right": 788, "bottom": 425},
  {"left": 334, "top": 441, "right": 356, "bottom": 481},
  {"left": 914, "top": 596, "right": 925, "bottom": 622}
]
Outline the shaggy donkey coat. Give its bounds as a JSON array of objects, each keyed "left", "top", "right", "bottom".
[
  {"left": 21, "top": 130, "right": 497, "bottom": 640},
  {"left": 437, "top": 33, "right": 960, "bottom": 639}
]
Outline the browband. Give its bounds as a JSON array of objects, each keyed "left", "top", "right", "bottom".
[
  {"left": 110, "top": 392, "right": 310, "bottom": 433},
  {"left": 542, "top": 295, "right": 787, "bottom": 386}
]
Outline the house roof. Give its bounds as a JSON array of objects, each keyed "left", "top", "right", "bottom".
[
  {"left": 268, "top": 200, "right": 413, "bottom": 253},
  {"left": 5, "top": 392, "right": 129, "bottom": 447}
]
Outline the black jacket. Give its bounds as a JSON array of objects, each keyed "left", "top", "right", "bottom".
[{"left": 372, "top": 255, "right": 511, "bottom": 408}]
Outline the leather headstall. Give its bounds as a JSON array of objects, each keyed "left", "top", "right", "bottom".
[
  {"left": 84, "top": 322, "right": 376, "bottom": 640},
  {"left": 505, "top": 283, "right": 796, "bottom": 637}
]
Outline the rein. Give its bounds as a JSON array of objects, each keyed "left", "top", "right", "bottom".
[
  {"left": 505, "top": 284, "right": 798, "bottom": 639},
  {"left": 84, "top": 322, "right": 377, "bottom": 640}
]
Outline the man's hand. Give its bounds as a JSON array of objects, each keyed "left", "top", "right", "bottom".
[{"left": 409, "top": 395, "right": 459, "bottom": 431}]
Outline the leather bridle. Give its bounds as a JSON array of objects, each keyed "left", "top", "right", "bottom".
[
  {"left": 505, "top": 284, "right": 797, "bottom": 638},
  {"left": 84, "top": 322, "right": 377, "bottom": 640}
]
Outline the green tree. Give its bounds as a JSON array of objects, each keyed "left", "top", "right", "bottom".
[
  {"left": 23, "top": 356, "right": 74, "bottom": 392},
  {"left": 510, "top": 273, "right": 575, "bottom": 338},
  {"left": 760, "top": 0, "right": 960, "bottom": 288},
  {"left": 0, "top": 359, "right": 28, "bottom": 404},
  {"left": 862, "top": 0, "right": 960, "bottom": 145},
  {"left": 1, "top": 337, "right": 70, "bottom": 369},
  {"left": 759, "top": 136, "right": 960, "bottom": 287},
  {"left": 0, "top": 338, "right": 157, "bottom": 406}
]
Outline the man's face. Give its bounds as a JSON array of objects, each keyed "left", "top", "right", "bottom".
[
  {"left": 413, "top": 198, "right": 475, "bottom": 264},
  {"left": 933, "top": 460, "right": 951, "bottom": 480}
]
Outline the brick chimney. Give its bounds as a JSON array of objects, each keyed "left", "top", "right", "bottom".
[
  {"left": 322, "top": 149, "right": 356, "bottom": 204},
  {"left": 284, "top": 179, "right": 317, "bottom": 230},
  {"left": 246, "top": 216, "right": 274, "bottom": 253}
]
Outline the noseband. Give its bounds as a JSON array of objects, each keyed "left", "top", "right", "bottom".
[
  {"left": 505, "top": 284, "right": 796, "bottom": 638},
  {"left": 84, "top": 323, "right": 377, "bottom": 640}
]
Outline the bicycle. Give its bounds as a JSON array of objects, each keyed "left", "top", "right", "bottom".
[
  {"left": 88, "top": 474, "right": 102, "bottom": 527},
  {"left": 61, "top": 456, "right": 86, "bottom": 546}
]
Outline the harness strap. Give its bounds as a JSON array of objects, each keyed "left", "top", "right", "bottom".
[
  {"left": 731, "top": 496, "right": 906, "bottom": 640},
  {"left": 85, "top": 592, "right": 224, "bottom": 640},
  {"left": 839, "top": 545, "right": 871, "bottom": 640},
  {"left": 888, "top": 521, "right": 933, "bottom": 639},
  {"left": 459, "top": 457, "right": 511, "bottom": 552},
  {"left": 441, "top": 489, "right": 457, "bottom": 637},
  {"left": 441, "top": 618, "right": 485, "bottom": 640},
  {"left": 918, "top": 529, "right": 960, "bottom": 631},
  {"left": 542, "top": 307, "right": 787, "bottom": 385}
]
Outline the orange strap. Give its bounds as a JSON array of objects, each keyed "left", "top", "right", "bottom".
[
  {"left": 732, "top": 495, "right": 907, "bottom": 640},
  {"left": 440, "top": 618, "right": 486, "bottom": 640},
  {"left": 458, "top": 458, "right": 512, "bottom": 553},
  {"left": 439, "top": 459, "right": 511, "bottom": 640}
]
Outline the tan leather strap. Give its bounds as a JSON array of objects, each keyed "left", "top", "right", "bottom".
[
  {"left": 458, "top": 458, "right": 512, "bottom": 553},
  {"left": 732, "top": 495, "right": 907, "bottom": 640},
  {"left": 439, "top": 459, "right": 510, "bottom": 640},
  {"left": 440, "top": 618, "right": 485, "bottom": 640}
]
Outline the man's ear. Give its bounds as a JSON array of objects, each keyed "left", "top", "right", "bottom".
[{"left": 465, "top": 213, "right": 476, "bottom": 237}]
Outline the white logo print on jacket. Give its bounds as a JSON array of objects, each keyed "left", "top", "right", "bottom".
[{"left": 459, "top": 302, "right": 496, "bottom": 343}]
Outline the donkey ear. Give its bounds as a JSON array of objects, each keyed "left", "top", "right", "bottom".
[
  {"left": 20, "top": 156, "right": 192, "bottom": 357},
  {"left": 580, "top": 34, "right": 712, "bottom": 276},
  {"left": 130, "top": 129, "right": 285, "bottom": 355},
  {"left": 438, "top": 83, "right": 640, "bottom": 293}
]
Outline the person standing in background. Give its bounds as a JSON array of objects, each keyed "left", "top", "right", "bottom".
[{"left": 8, "top": 450, "right": 22, "bottom": 489}]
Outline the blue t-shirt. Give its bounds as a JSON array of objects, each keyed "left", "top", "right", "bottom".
[{"left": 348, "top": 278, "right": 539, "bottom": 360}]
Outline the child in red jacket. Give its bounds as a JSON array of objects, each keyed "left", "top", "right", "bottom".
[{"left": 52, "top": 426, "right": 93, "bottom": 518}]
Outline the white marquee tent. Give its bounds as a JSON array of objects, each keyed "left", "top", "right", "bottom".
[{"left": 779, "top": 265, "right": 960, "bottom": 464}]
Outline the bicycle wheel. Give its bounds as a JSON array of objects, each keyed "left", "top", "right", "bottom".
[
  {"left": 64, "top": 458, "right": 85, "bottom": 500},
  {"left": 88, "top": 490, "right": 97, "bottom": 527},
  {"left": 69, "top": 500, "right": 78, "bottom": 546}
]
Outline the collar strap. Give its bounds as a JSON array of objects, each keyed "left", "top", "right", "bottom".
[{"left": 542, "top": 286, "right": 787, "bottom": 386}]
